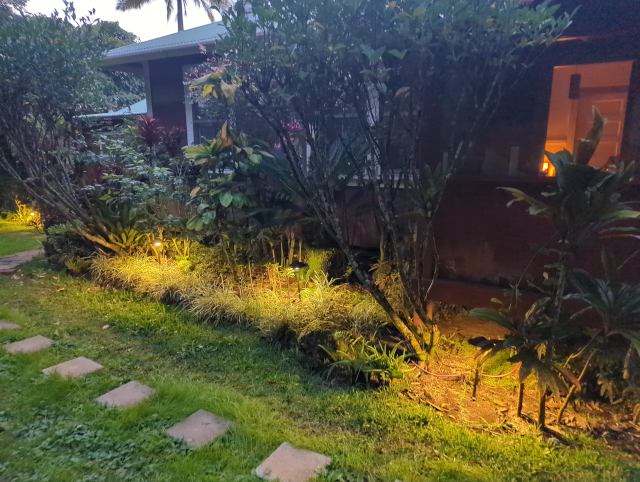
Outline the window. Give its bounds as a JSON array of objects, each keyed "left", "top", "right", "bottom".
[{"left": 542, "top": 61, "right": 634, "bottom": 175}]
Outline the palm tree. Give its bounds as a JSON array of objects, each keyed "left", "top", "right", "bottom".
[{"left": 116, "top": 0, "right": 229, "bottom": 32}]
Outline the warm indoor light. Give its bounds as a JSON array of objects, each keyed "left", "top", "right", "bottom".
[{"left": 540, "top": 159, "right": 556, "bottom": 177}]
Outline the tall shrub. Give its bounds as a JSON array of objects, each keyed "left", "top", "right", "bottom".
[
  {"left": 193, "top": 0, "right": 571, "bottom": 358},
  {"left": 0, "top": 4, "right": 143, "bottom": 251}
]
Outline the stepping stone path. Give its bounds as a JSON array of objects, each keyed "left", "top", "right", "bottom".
[
  {"left": 4, "top": 335, "right": 53, "bottom": 354},
  {"left": 256, "top": 442, "right": 332, "bottom": 482},
  {"left": 43, "top": 357, "right": 104, "bottom": 378},
  {"left": 0, "top": 320, "right": 21, "bottom": 330},
  {"left": 1, "top": 291, "right": 333, "bottom": 479},
  {"left": 166, "top": 410, "right": 232, "bottom": 447},
  {"left": 96, "top": 381, "right": 155, "bottom": 408},
  {"left": 0, "top": 248, "right": 43, "bottom": 274}
]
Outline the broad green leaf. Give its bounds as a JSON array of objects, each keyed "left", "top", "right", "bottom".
[
  {"left": 386, "top": 49, "right": 408, "bottom": 59},
  {"left": 413, "top": 6, "right": 427, "bottom": 18},
  {"left": 202, "top": 210, "right": 216, "bottom": 224},
  {"left": 220, "top": 191, "right": 234, "bottom": 207}
]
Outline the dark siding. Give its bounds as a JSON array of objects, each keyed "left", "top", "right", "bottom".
[{"left": 148, "top": 54, "right": 205, "bottom": 136}]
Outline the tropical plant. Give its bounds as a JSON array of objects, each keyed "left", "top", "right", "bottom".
[
  {"left": 321, "top": 335, "right": 414, "bottom": 386},
  {"left": 184, "top": 122, "right": 273, "bottom": 231},
  {"left": 470, "top": 109, "right": 639, "bottom": 428},
  {"left": 116, "top": 0, "right": 231, "bottom": 32},
  {"left": 567, "top": 248, "right": 640, "bottom": 387},
  {"left": 92, "top": 202, "right": 147, "bottom": 254},
  {"left": 0, "top": 0, "right": 25, "bottom": 12},
  {"left": 2, "top": 199, "right": 42, "bottom": 228},
  {"left": 65, "top": 257, "right": 92, "bottom": 272},
  {"left": 193, "top": 0, "right": 571, "bottom": 359}
]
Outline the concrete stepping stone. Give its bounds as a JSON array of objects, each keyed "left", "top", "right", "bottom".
[
  {"left": 5, "top": 335, "right": 53, "bottom": 354},
  {"left": 0, "top": 321, "right": 21, "bottom": 330},
  {"left": 43, "top": 357, "right": 103, "bottom": 378},
  {"left": 95, "top": 381, "right": 155, "bottom": 408},
  {"left": 165, "top": 409, "right": 232, "bottom": 447},
  {"left": 256, "top": 442, "right": 332, "bottom": 482}
]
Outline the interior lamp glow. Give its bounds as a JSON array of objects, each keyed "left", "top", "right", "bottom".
[{"left": 540, "top": 159, "right": 556, "bottom": 177}]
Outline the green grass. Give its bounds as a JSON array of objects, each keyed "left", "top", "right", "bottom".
[
  {"left": 0, "top": 220, "right": 44, "bottom": 256},
  {"left": 0, "top": 259, "right": 639, "bottom": 481}
]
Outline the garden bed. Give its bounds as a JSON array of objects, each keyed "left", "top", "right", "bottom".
[{"left": 1, "top": 258, "right": 639, "bottom": 481}]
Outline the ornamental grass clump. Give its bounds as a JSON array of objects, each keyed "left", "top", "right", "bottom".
[{"left": 91, "top": 251, "right": 388, "bottom": 340}]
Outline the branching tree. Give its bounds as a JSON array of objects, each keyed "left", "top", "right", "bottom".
[
  {"left": 0, "top": 4, "right": 140, "bottom": 252},
  {"left": 193, "top": 0, "right": 571, "bottom": 358}
]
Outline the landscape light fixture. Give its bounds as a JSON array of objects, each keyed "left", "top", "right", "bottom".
[
  {"left": 30, "top": 212, "right": 35, "bottom": 216},
  {"left": 289, "top": 261, "right": 309, "bottom": 300},
  {"left": 154, "top": 242, "right": 162, "bottom": 247}
]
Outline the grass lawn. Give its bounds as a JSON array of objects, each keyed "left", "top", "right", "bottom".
[
  {"left": 1, "top": 258, "right": 639, "bottom": 482},
  {"left": 0, "top": 220, "right": 44, "bottom": 256}
]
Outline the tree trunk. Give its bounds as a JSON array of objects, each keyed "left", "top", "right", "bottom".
[
  {"left": 517, "top": 383, "right": 525, "bottom": 417},
  {"left": 177, "top": 0, "right": 184, "bottom": 31},
  {"left": 538, "top": 390, "right": 546, "bottom": 429},
  {"left": 471, "top": 366, "right": 480, "bottom": 401}
]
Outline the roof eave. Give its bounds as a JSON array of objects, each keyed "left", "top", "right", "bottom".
[{"left": 100, "top": 39, "right": 218, "bottom": 68}]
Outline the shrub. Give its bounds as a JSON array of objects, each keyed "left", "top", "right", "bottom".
[{"left": 2, "top": 199, "right": 42, "bottom": 228}]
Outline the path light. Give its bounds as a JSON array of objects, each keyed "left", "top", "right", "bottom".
[
  {"left": 30, "top": 212, "right": 35, "bottom": 216},
  {"left": 152, "top": 240, "right": 164, "bottom": 264},
  {"left": 290, "top": 261, "right": 309, "bottom": 301}
]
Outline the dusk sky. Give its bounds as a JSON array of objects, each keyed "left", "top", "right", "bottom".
[{"left": 25, "top": 0, "right": 220, "bottom": 42}]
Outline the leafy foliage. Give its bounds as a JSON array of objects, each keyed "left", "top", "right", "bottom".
[
  {"left": 570, "top": 248, "right": 640, "bottom": 380},
  {"left": 193, "top": 0, "right": 571, "bottom": 357},
  {"left": 0, "top": 4, "right": 150, "bottom": 252},
  {"left": 184, "top": 122, "right": 273, "bottom": 231},
  {"left": 321, "top": 335, "right": 414, "bottom": 386},
  {"left": 470, "top": 110, "right": 639, "bottom": 425},
  {"left": 1, "top": 199, "right": 42, "bottom": 228}
]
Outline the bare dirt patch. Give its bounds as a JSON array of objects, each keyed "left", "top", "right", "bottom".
[{"left": 399, "top": 317, "right": 640, "bottom": 455}]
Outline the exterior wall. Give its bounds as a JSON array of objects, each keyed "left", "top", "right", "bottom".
[
  {"left": 147, "top": 55, "right": 205, "bottom": 137},
  {"left": 430, "top": 178, "right": 640, "bottom": 307}
]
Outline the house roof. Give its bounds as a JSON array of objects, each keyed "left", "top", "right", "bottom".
[
  {"left": 102, "top": 22, "right": 226, "bottom": 67},
  {"left": 77, "top": 98, "right": 148, "bottom": 119}
]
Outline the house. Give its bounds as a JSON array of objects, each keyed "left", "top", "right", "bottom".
[
  {"left": 76, "top": 98, "right": 148, "bottom": 120},
  {"left": 101, "top": 22, "right": 226, "bottom": 145},
  {"left": 101, "top": 0, "right": 640, "bottom": 307}
]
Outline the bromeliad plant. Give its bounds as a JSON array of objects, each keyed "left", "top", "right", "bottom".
[
  {"left": 568, "top": 248, "right": 640, "bottom": 382},
  {"left": 470, "top": 109, "right": 639, "bottom": 427},
  {"left": 91, "top": 201, "right": 147, "bottom": 254}
]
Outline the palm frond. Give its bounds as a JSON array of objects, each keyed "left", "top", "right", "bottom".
[{"left": 115, "top": 0, "right": 154, "bottom": 11}]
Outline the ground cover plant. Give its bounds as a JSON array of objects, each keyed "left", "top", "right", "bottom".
[{"left": 1, "top": 258, "right": 640, "bottom": 481}]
